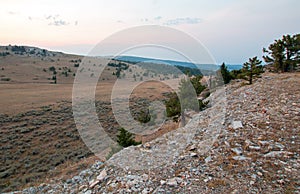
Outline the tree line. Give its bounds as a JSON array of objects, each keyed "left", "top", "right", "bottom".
[
  {"left": 220, "top": 33, "right": 299, "bottom": 85},
  {"left": 263, "top": 34, "right": 300, "bottom": 72}
]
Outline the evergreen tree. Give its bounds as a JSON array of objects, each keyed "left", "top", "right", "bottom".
[
  {"left": 282, "top": 34, "right": 300, "bottom": 71},
  {"left": 242, "top": 56, "right": 263, "bottom": 84},
  {"left": 190, "top": 75, "right": 206, "bottom": 95},
  {"left": 115, "top": 68, "right": 121, "bottom": 78},
  {"left": 165, "top": 76, "right": 207, "bottom": 120},
  {"left": 219, "top": 62, "right": 232, "bottom": 84},
  {"left": 117, "top": 128, "right": 141, "bottom": 147},
  {"left": 49, "top": 66, "right": 56, "bottom": 72},
  {"left": 165, "top": 92, "right": 181, "bottom": 117},
  {"left": 178, "top": 77, "right": 199, "bottom": 112},
  {"left": 52, "top": 75, "right": 57, "bottom": 84},
  {"left": 263, "top": 33, "right": 300, "bottom": 72}
]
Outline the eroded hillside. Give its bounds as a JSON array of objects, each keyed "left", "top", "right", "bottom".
[{"left": 14, "top": 72, "right": 299, "bottom": 193}]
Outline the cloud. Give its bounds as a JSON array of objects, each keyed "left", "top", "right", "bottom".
[
  {"left": 27, "top": 14, "right": 72, "bottom": 26},
  {"left": 8, "top": 11, "right": 19, "bottom": 15},
  {"left": 164, "top": 17, "right": 203, "bottom": 26},
  {"left": 44, "top": 15, "right": 70, "bottom": 26},
  {"left": 49, "top": 20, "right": 69, "bottom": 26}
]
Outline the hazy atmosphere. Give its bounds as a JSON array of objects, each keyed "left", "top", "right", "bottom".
[{"left": 1, "top": 0, "right": 299, "bottom": 63}]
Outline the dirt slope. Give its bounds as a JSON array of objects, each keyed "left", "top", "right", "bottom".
[{"left": 14, "top": 72, "right": 300, "bottom": 193}]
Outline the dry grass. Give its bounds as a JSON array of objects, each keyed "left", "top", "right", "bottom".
[{"left": 0, "top": 49, "right": 181, "bottom": 192}]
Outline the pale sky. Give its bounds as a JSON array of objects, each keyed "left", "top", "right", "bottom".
[{"left": 1, "top": 0, "right": 299, "bottom": 64}]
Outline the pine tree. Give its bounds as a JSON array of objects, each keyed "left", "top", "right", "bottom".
[
  {"left": 242, "top": 56, "right": 263, "bottom": 84},
  {"left": 263, "top": 33, "right": 300, "bottom": 72},
  {"left": 117, "top": 128, "right": 141, "bottom": 147},
  {"left": 219, "top": 62, "right": 232, "bottom": 84},
  {"left": 178, "top": 77, "right": 199, "bottom": 112},
  {"left": 165, "top": 92, "right": 181, "bottom": 117},
  {"left": 282, "top": 34, "right": 300, "bottom": 71},
  {"left": 52, "top": 75, "right": 57, "bottom": 84},
  {"left": 115, "top": 68, "right": 121, "bottom": 78},
  {"left": 165, "top": 76, "right": 207, "bottom": 117},
  {"left": 190, "top": 75, "right": 206, "bottom": 95}
]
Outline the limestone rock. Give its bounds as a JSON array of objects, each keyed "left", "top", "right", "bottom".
[
  {"left": 96, "top": 169, "right": 107, "bottom": 181},
  {"left": 232, "top": 121, "right": 243, "bottom": 129}
]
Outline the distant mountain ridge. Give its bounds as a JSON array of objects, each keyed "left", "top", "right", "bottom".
[
  {"left": 1, "top": 44, "right": 243, "bottom": 71},
  {"left": 114, "top": 55, "right": 243, "bottom": 71}
]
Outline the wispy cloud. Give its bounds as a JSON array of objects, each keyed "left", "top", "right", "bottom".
[
  {"left": 8, "top": 11, "right": 19, "bottom": 15},
  {"left": 139, "top": 16, "right": 162, "bottom": 24},
  {"left": 27, "top": 14, "right": 73, "bottom": 26},
  {"left": 49, "top": 20, "right": 69, "bottom": 26},
  {"left": 45, "top": 15, "right": 69, "bottom": 26},
  {"left": 164, "top": 17, "right": 203, "bottom": 26},
  {"left": 138, "top": 17, "right": 202, "bottom": 25}
]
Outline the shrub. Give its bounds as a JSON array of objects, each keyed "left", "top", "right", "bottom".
[
  {"left": 117, "top": 128, "right": 141, "bottom": 147},
  {"left": 138, "top": 110, "right": 151, "bottom": 123},
  {"left": 199, "top": 99, "right": 209, "bottom": 111},
  {"left": 0, "top": 52, "right": 10, "bottom": 56},
  {"left": 49, "top": 66, "right": 56, "bottom": 72},
  {"left": 230, "top": 69, "right": 242, "bottom": 79},
  {"left": 11, "top": 46, "right": 26, "bottom": 53},
  {"left": 1, "top": 77, "right": 10, "bottom": 81}
]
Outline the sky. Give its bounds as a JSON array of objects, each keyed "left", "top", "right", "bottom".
[{"left": 1, "top": 0, "right": 299, "bottom": 64}]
